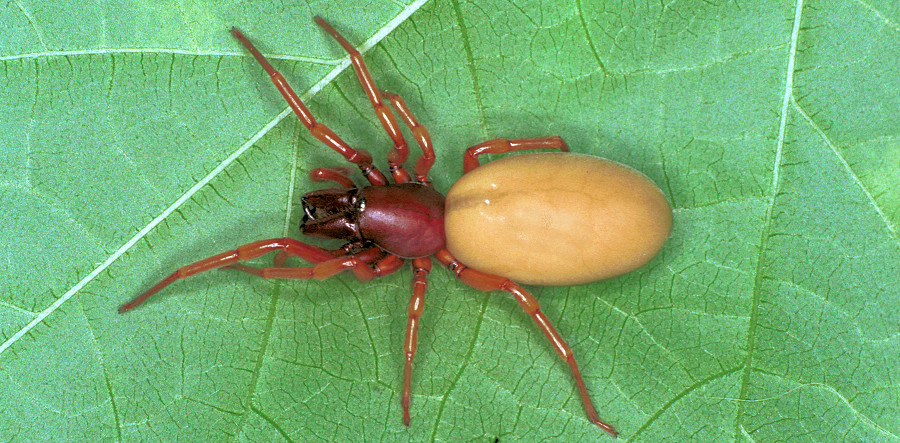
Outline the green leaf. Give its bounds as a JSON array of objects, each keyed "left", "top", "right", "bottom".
[{"left": 2, "top": 0, "right": 898, "bottom": 440}]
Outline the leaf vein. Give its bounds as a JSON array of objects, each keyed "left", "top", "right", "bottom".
[
  {"left": 0, "top": 48, "right": 339, "bottom": 63},
  {"left": 632, "top": 366, "right": 742, "bottom": 439},
  {"left": 853, "top": 0, "right": 900, "bottom": 32},
  {"left": 616, "top": 44, "right": 788, "bottom": 77},
  {"left": 233, "top": 283, "right": 280, "bottom": 439},
  {"left": 250, "top": 403, "right": 296, "bottom": 442},
  {"left": 750, "top": 369, "right": 900, "bottom": 439},
  {"left": 431, "top": 293, "right": 489, "bottom": 440},
  {"left": 734, "top": 0, "right": 805, "bottom": 438},
  {"left": 574, "top": 0, "right": 610, "bottom": 77},
  {"left": 10, "top": 0, "right": 47, "bottom": 51},
  {"left": 450, "top": 0, "right": 489, "bottom": 140},
  {"left": 791, "top": 98, "right": 899, "bottom": 242}
]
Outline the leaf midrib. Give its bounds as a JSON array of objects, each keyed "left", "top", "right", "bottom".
[{"left": 732, "top": 0, "right": 803, "bottom": 438}]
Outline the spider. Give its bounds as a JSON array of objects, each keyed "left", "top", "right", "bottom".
[{"left": 120, "top": 16, "right": 674, "bottom": 438}]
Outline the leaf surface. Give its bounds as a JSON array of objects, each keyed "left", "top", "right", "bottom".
[{"left": 1, "top": 0, "right": 898, "bottom": 440}]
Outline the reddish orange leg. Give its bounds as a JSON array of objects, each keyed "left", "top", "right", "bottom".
[
  {"left": 268, "top": 245, "right": 404, "bottom": 282},
  {"left": 463, "top": 136, "right": 569, "bottom": 173},
  {"left": 327, "top": 248, "right": 403, "bottom": 281},
  {"left": 273, "top": 241, "right": 366, "bottom": 268},
  {"left": 230, "top": 27, "right": 388, "bottom": 186},
  {"left": 372, "top": 253, "right": 405, "bottom": 278},
  {"left": 230, "top": 251, "right": 405, "bottom": 283},
  {"left": 310, "top": 166, "right": 356, "bottom": 188},
  {"left": 119, "top": 238, "right": 335, "bottom": 313},
  {"left": 401, "top": 257, "right": 432, "bottom": 426},
  {"left": 382, "top": 91, "right": 436, "bottom": 183},
  {"left": 225, "top": 253, "right": 378, "bottom": 281},
  {"left": 314, "top": 16, "right": 412, "bottom": 184},
  {"left": 434, "top": 249, "right": 617, "bottom": 437}
]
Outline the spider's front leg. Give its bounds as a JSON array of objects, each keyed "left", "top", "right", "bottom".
[
  {"left": 230, "top": 28, "right": 388, "bottom": 186},
  {"left": 119, "top": 238, "right": 337, "bottom": 312},
  {"left": 382, "top": 91, "right": 436, "bottom": 183},
  {"left": 258, "top": 240, "right": 408, "bottom": 282},
  {"left": 314, "top": 17, "right": 412, "bottom": 184},
  {"left": 225, "top": 246, "right": 404, "bottom": 282}
]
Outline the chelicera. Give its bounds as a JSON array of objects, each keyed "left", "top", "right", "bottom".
[{"left": 121, "top": 16, "right": 673, "bottom": 437}]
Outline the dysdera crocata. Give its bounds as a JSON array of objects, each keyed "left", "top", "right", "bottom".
[{"left": 120, "top": 16, "right": 674, "bottom": 437}]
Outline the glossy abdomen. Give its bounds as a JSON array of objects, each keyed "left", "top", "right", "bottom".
[{"left": 444, "top": 153, "right": 672, "bottom": 285}]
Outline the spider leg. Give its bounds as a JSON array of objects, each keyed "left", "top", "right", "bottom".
[
  {"left": 224, "top": 254, "right": 378, "bottom": 281},
  {"left": 434, "top": 249, "right": 617, "bottom": 437},
  {"left": 230, "top": 28, "right": 388, "bottom": 186},
  {"left": 401, "top": 257, "right": 432, "bottom": 426},
  {"left": 119, "top": 238, "right": 335, "bottom": 313},
  {"left": 372, "top": 253, "right": 405, "bottom": 278},
  {"left": 382, "top": 91, "right": 435, "bottom": 183},
  {"left": 315, "top": 16, "right": 412, "bottom": 184},
  {"left": 271, "top": 244, "right": 404, "bottom": 282},
  {"left": 462, "top": 136, "right": 569, "bottom": 173},
  {"left": 340, "top": 249, "right": 403, "bottom": 281},
  {"left": 310, "top": 166, "right": 357, "bottom": 188},
  {"left": 273, "top": 240, "right": 364, "bottom": 267}
]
